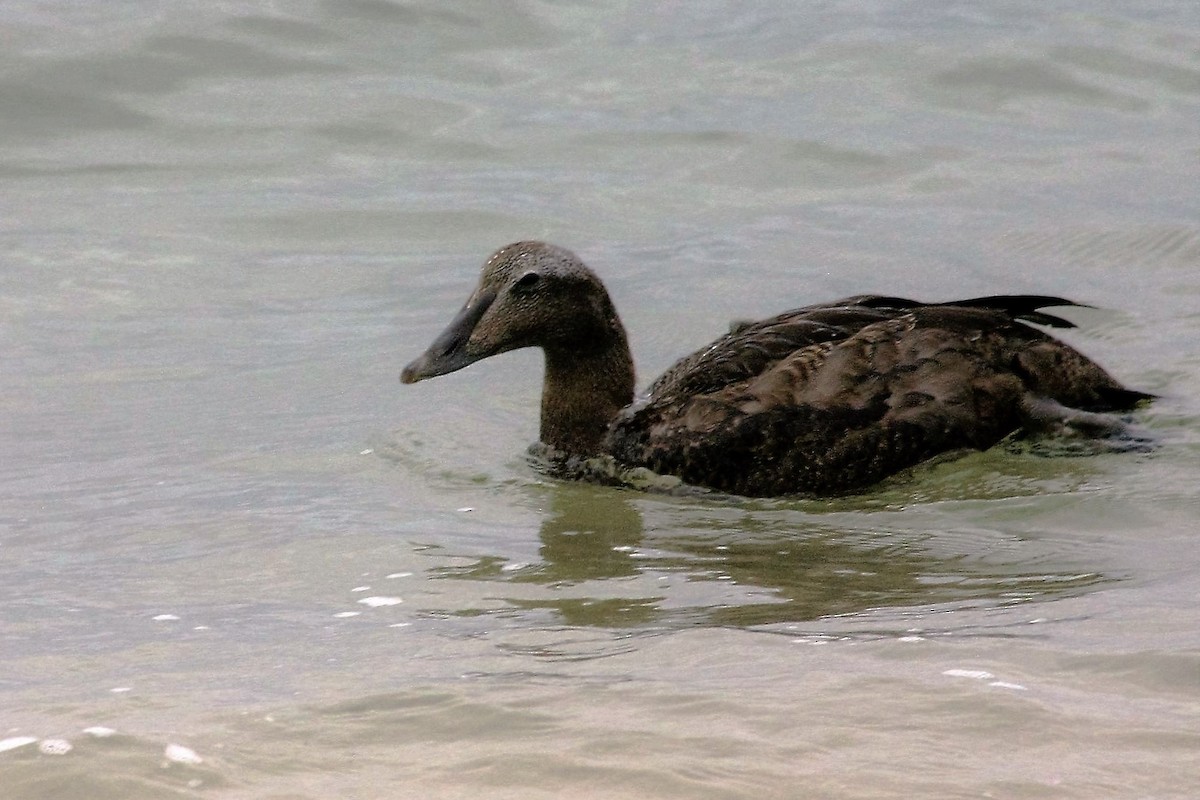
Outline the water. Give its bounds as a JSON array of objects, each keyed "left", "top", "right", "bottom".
[{"left": 3, "top": 1, "right": 1199, "bottom": 797}]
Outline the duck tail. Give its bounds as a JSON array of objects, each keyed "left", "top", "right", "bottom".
[
  {"left": 855, "top": 294, "right": 1087, "bottom": 329},
  {"left": 941, "top": 295, "right": 1087, "bottom": 328},
  {"left": 1091, "top": 385, "right": 1158, "bottom": 410}
]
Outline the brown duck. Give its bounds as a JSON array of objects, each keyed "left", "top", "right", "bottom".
[{"left": 401, "top": 241, "right": 1151, "bottom": 497}]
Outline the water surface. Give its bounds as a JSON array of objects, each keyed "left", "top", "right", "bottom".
[{"left": 3, "top": 1, "right": 1199, "bottom": 798}]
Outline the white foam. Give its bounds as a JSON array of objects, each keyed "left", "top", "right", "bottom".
[
  {"left": 357, "top": 596, "right": 402, "bottom": 607},
  {"left": 943, "top": 669, "right": 995, "bottom": 680},
  {"left": 38, "top": 739, "right": 72, "bottom": 755},
  {"left": 0, "top": 737, "right": 37, "bottom": 753},
  {"left": 83, "top": 727, "right": 118, "bottom": 738},
  {"left": 152, "top": 614, "right": 180, "bottom": 621},
  {"left": 163, "top": 743, "right": 202, "bottom": 765},
  {"left": 333, "top": 611, "right": 360, "bottom": 618}
]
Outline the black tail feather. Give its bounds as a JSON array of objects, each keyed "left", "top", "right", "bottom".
[
  {"left": 941, "top": 295, "right": 1088, "bottom": 329},
  {"left": 1091, "top": 386, "right": 1158, "bottom": 411},
  {"left": 856, "top": 294, "right": 1087, "bottom": 329}
]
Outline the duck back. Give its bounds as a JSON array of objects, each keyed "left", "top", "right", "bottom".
[{"left": 604, "top": 295, "right": 1149, "bottom": 496}]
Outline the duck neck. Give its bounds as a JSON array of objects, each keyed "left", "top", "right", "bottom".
[{"left": 540, "top": 334, "right": 635, "bottom": 456}]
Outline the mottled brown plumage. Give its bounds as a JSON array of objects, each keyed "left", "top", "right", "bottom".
[{"left": 402, "top": 241, "right": 1151, "bottom": 497}]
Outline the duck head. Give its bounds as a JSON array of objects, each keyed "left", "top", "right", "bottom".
[{"left": 401, "top": 241, "right": 626, "bottom": 384}]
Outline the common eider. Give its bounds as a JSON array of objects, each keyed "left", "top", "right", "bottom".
[{"left": 401, "top": 241, "right": 1151, "bottom": 496}]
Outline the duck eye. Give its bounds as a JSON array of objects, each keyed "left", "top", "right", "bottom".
[{"left": 514, "top": 271, "right": 541, "bottom": 291}]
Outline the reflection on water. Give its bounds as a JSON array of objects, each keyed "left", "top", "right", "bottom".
[{"left": 428, "top": 481, "right": 1109, "bottom": 630}]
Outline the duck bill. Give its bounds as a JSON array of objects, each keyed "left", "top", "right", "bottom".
[{"left": 400, "top": 289, "right": 495, "bottom": 384}]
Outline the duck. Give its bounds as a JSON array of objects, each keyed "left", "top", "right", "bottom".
[{"left": 401, "top": 241, "right": 1152, "bottom": 497}]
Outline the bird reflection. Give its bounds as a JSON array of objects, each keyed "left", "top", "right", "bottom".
[{"left": 429, "top": 482, "right": 1107, "bottom": 630}]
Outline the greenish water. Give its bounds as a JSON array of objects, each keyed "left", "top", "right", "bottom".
[{"left": 2, "top": 1, "right": 1199, "bottom": 798}]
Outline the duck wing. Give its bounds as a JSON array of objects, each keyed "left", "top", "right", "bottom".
[
  {"left": 645, "top": 298, "right": 898, "bottom": 402},
  {"left": 644, "top": 294, "right": 1080, "bottom": 402},
  {"left": 606, "top": 295, "right": 1148, "bottom": 496}
]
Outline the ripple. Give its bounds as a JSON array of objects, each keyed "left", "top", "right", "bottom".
[
  {"left": 929, "top": 54, "right": 1148, "bottom": 112},
  {"left": 999, "top": 225, "right": 1200, "bottom": 269}
]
